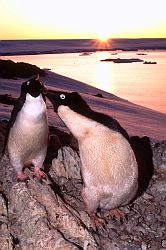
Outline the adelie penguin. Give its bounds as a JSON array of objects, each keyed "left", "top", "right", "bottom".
[
  {"left": 46, "top": 91, "right": 138, "bottom": 224},
  {"left": 3, "top": 75, "right": 49, "bottom": 181}
]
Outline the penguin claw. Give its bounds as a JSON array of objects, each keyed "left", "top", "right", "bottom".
[
  {"left": 17, "top": 172, "right": 29, "bottom": 181},
  {"left": 109, "top": 208, "right": 126, "bottom": 223},
  {"left": 33, "top": 166, "right": 46, "bottom": 180},
  {"left": 89, "top": 212, "right": 107, "bottom": 231},
  {"left": 93, "top": 216, "right": 106, "bottom": 231}
]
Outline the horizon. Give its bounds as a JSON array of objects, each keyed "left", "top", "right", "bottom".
[
  {"left": 1, "top": 0, "right": 166, "bottom": 40},
  {"left": 1, "top": 38, "right": 166, "bottom": 41}
]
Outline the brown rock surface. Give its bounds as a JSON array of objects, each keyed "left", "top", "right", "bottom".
[{"left": 0, "top": 120, "right": 165, "bottom": 250}]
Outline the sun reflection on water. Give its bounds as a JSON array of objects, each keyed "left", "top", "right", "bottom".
[{"left": 95, "top": 52, "right": 115, "bottom": 94}]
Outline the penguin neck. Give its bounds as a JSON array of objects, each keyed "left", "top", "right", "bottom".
[
  {"left": 57, "top": 105, "right": 98, "bottom": 139},
  {"left": 21, "top": 93, "right": 46, "bottom": 118}
]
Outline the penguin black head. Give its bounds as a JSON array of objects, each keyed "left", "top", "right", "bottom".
[
  {"left": 21, "top": 75, "right": 45, "bottom": 98},
  {"left": 46, "top": 91, "right": 91, "bottom": 114}
]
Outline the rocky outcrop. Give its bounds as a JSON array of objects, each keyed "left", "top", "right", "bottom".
[
  {"left": 0, "top": 120, "right": 165, "bottom": 250},
  {"left": 100, "top": 58, "right": 143, "bottom": 63},
  {"left": 0, "top": 59, "right": 45, "bottom": 79},
  {"left": 0, "top": 94, "right": 16, "bottom": 106}
]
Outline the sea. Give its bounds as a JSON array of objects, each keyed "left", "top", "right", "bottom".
[{"left": 1, "top": 49, "right": 166, "bottom": 114}]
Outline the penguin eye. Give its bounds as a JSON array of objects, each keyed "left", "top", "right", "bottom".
[
  {"left": 60, "top": 94, "right": 66, "bottom": 100},
  {"left": 27, "top": 81, "right": 30, "bottom": 86}
]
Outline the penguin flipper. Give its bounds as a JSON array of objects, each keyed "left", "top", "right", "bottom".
[
  {"left": 2, "top": 121, "right": 10, "bottom": 156},
  {"left": 2, "top": 96, "right": 25, "bottom": 156}
]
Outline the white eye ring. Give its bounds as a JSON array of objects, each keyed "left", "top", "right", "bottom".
[
  {"left": 60, "top": 94, "right": 65, "bottom": 99},
  {"left": 27, "top": 81, "right": 30, "bottom": 85}
]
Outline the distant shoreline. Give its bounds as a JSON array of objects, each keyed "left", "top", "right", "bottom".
[
  {"left": 0, "top": 38, "right": 166, "bottom": 56},
  {"left": 1, "top": 49, "right": 166, "bottom": 57}
]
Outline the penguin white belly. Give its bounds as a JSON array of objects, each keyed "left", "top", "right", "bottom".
[
  {"left": 8, "top": 94, "right": 48, "bottom": 173},
  {"left": 79, "top": 126, "right": 138, "bottom": 210}
]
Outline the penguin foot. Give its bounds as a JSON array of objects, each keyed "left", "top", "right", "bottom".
[
  {"left": 109, "top": 208, "right": 126, "bottom": 223},
  {"left": 89, "top": 212, "right": 106, "bottom": 231},
  {"left": 17, "top": 171, "right": 28, "bottom": 181},
  {"left": 33, "top": 166, "right": 46, "bottom": 180}
]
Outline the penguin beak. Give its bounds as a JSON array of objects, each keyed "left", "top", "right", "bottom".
[
  {"left": 42, "top": 87, "right": 48, "bottom": 95},
  {"left": 35, "top": 74, "right": 40, "bottom": 81},
  {"left": 46, "top": 91, "right": 59, "bottom": 112}
]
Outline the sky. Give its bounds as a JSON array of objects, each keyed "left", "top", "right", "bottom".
[{"left": 0, "top": 0, "right": 166, "bottom": 40}]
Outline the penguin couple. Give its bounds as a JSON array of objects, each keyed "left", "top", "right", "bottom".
[{"left": 3, "top": 75, "right": 138, "bottom": 224}]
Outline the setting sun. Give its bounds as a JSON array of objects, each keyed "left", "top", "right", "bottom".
[{"left": 97, "top": 32, "right": 110, "bottom": 42}]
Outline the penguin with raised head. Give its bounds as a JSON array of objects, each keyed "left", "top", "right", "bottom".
[
  {"left": 3, "top": 75, "right": 49, "bottom": 180},
  {"left": 46, "top": 91, "right": 138, "bottom": 223}
]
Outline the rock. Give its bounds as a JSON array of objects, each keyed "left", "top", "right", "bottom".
[
  {"left": 141, "top": 242, "right": 147, "bottom": 250},
  {"left": 162, "top": 240, "right": 166, "bottom": 248},
  {"left": 0, "top": 121, "right": 166, "bottom": 249},
  {"left": 0, "top": 94, "right": 16, "bottom": 106},
  {"left": 0, "top": 59, "right": 45, "bottom": 79},
  {"left": 0, "top": 156, "right": 98, "bottom": 249},
  {"left": 151, "top": 140, "right": 166, "bottom": 171},
  {"left": 50, "top": 147, "right": 81, "bottom": 184},
  {"left": 100, "top": 58, "right": 143, "bottom": 63},
  {"left": 8, "top": 181, "right": 97, "bottom": 250},
  {"left": 0, "top": 193, "right": 13, "bottom": 250},
  {"left": 94, "top": 93, "right": 104, "bottom": 98}
]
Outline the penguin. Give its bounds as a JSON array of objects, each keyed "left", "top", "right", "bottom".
[
  {"left": 46, "top": 90, "right": 138, "bottom": 223},
  {"left": 3, "top": 75, "right": 49, "bottom": 181}
]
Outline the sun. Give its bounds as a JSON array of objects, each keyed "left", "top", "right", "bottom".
[
  {"left": 97, "top": 31, "right": 110, "bottom": 42},
  {"left": 92, "top": 30, "right": 111, "bottom": 49},
  {"left": 98, "top": 32, "right": 110, "bottom": 42}
]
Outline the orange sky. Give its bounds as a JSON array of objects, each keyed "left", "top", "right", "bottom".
[{"left": 1, "top": 0, "right": 166, "bottom": 39}]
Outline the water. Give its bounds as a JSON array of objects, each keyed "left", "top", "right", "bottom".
[{"left": 2, "top": 51, "right": 166, "bottom": 113}]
